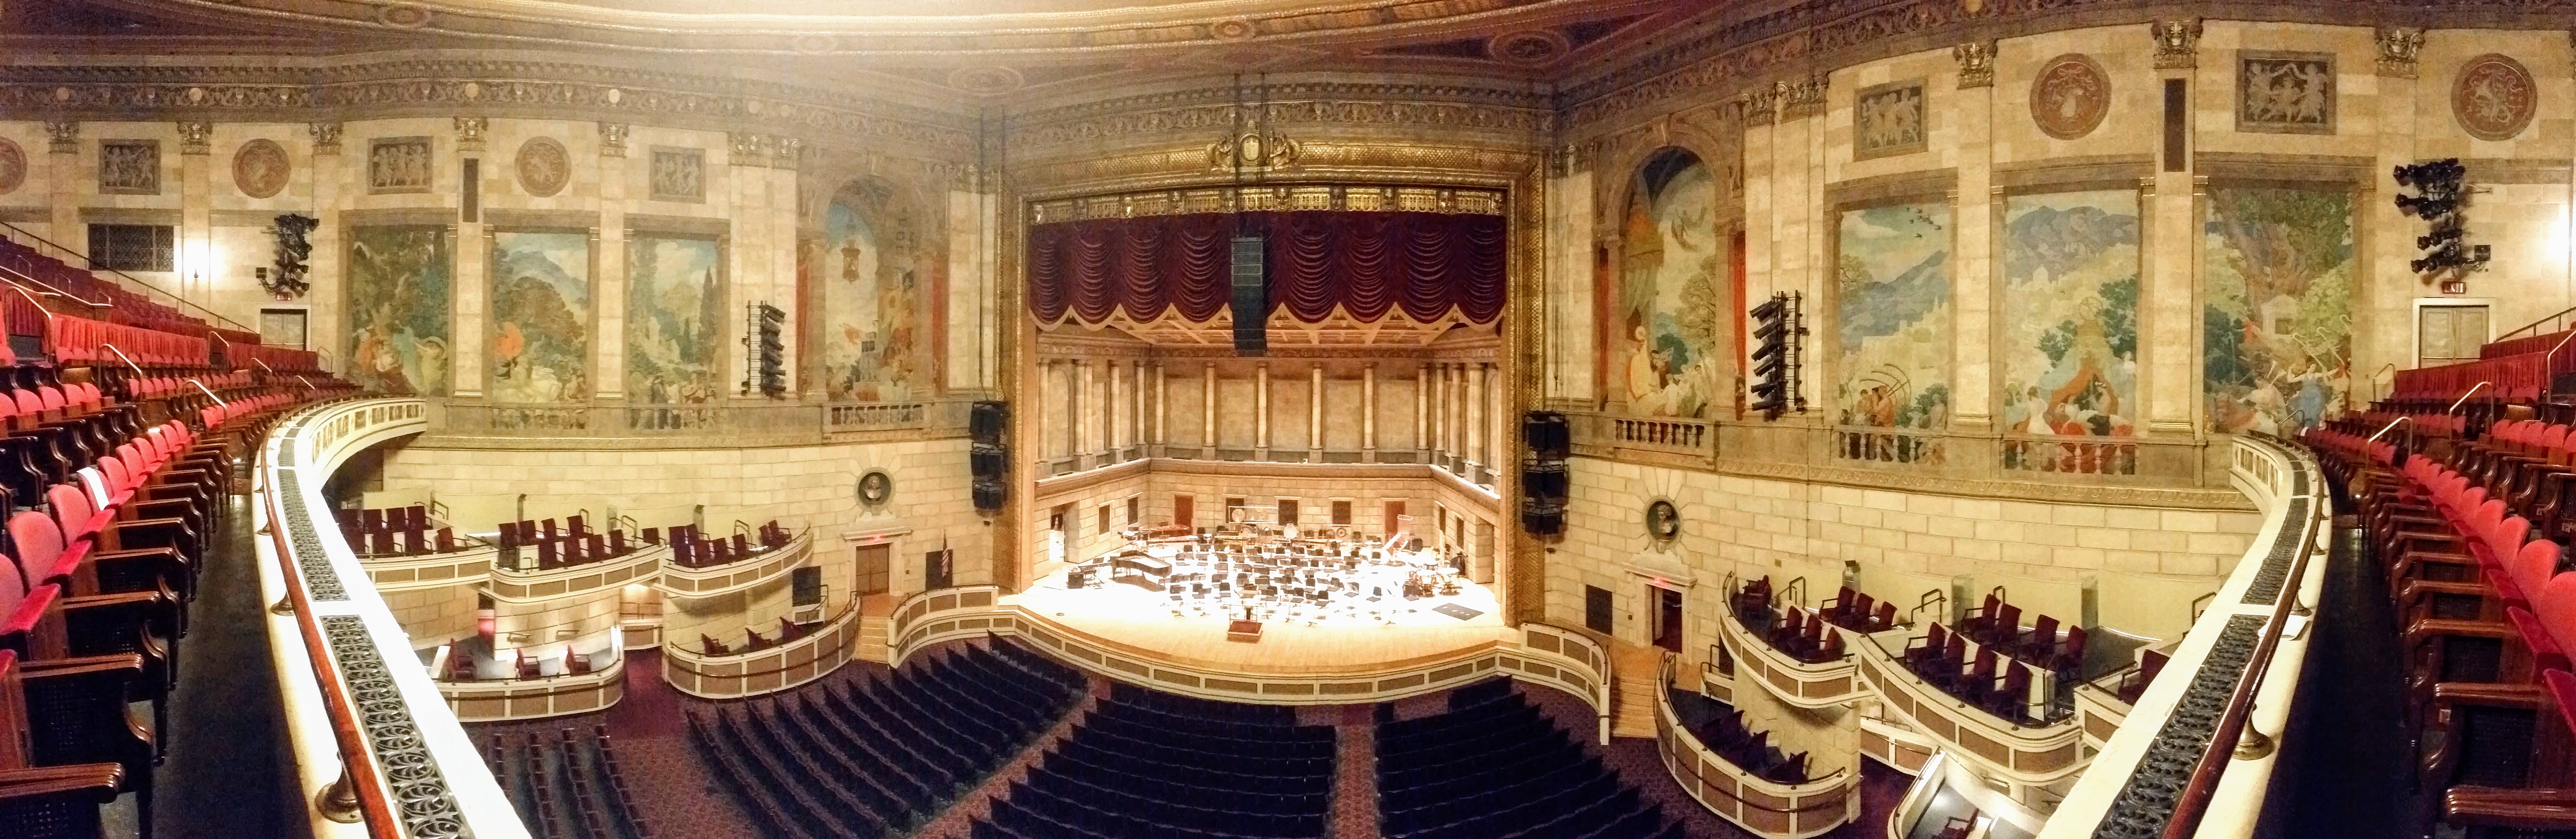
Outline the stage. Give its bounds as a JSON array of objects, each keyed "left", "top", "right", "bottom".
[{"left": 1007, "top": 565, "right": 1512, "bottom": 674}]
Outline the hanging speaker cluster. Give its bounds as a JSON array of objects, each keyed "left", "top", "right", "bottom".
[
  {"left": 971, "top": 401, "right": 1008, "bottom": 513},
  {"left": 1230, "top": 236, "right": 1266, "bottom": 355},
  {"left": 1521, "top": 410, "right": 1569, "bottom": 536}
]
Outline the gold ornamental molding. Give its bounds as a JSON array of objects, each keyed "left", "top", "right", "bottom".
[
  {"left": 0, "top": 57, "right": 973, "bottom": 158},
  {"left": 1028, "top": 183, "right": 1506, "bottom": 223},
  {"left": 1006, "top": 82, "right": 1554, "bottom": 155},
  {"left": 1010, "top": 140, "right": 1545, "bottom": 199},
  {"left": 1558, "top": 0, "right": 2576, "bottom": 137}
]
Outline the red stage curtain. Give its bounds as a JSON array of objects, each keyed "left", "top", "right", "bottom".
[{"left": 1025, "top": 211, "right": 1505, "bottom": 325}]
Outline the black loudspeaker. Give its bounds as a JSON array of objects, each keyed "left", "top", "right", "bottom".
[
  {"left": 1520, "top": 501, "right": 1564, "bottom": 536},
  {"left": 972, "top": 442, "right": 1007, "bottom": 480},
  {"left": 1524, "top": 411, "right": 1569, "bottom": 459},
  {"left": 1521, "top": 460, "right": 1569, "bottom": 506},
  {"left": 970, "top": 400, "right": 1008, "bottom": 444},
  {"left": 1231, "top": 236, "right": 1266, "bottom": 355},
  {"left": 974, "top": 477, "right": 1007, "bottom": 512}
]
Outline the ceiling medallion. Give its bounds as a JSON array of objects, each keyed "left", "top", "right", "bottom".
[
  {"left": 1490, "top": 30, "right": 1570, "bottom": 66},
  {"left": 375, "top": 3, "right": 431, "bottom": 28},
  {"left": 1210, "top": 17, "right": 1256, "bottom": 41},
  {"left": 1208, "top": 129, "right": 1300, "bottom": 171},
  {"left": 947, "top": 67, "right": 1025, "bottom": 95}
]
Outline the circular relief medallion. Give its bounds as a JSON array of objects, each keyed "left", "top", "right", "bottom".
[
  {"left": 1490, "top": 30, "right": 1570, "bottom": 66},
  {"left": 1644, "top": 498, "right": 1681, "bottom": 544},
  {"left": 857, "top": 470, "right": 894, "bottom": 508},
  {"left": 0, "top": 139, "right": 24, "bottom": 196},
  {"left": 231, "top": 138, "right": 289, "bottom": 198},
  {"left": 2454, "top": 54, "right": 2537, "bottom": 141},
  {"left": 514, "top": 136, "right": 570, "bottom": 198},
  {"left": 2029, "top": 53, "right": 2111, "bottom": 140}
]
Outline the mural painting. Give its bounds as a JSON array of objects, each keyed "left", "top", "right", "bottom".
[
  {"left": 1616, "top": 149, "right": 1723, "bottom": 419},
  {"left": 1836, "top": 202, "right": 1952, "bottom": 462},
  {"left": 488, "top": 231, "right": 591, "bottom": 404},
  {"left": 2205, "top": 187, "right": 2354, "bottom": 434},
  {"left": 821, "top": 189, "right": 922, "bottom": 402},
  {"left": 2001, "top": 190, "right": 2141, "bottom": 473},
  {"left": 627, "top": 235, "right": 724, "bottom": 405},
  {"left": 347, "top": 225, "right": 452, "bottom": 395}
]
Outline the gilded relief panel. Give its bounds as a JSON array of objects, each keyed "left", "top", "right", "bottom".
[
  {"left": 2204, "top": 187, "right": 2355, "bottom": 434},
  {"left": 347, "top": 226, "right": 453, "bottom": 395}
]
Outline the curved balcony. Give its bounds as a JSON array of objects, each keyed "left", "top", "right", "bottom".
[
  {"left": 887, "top": 584, "right": 1614, "bottom": 740},
  {"left": 660, "top": 603, "right": 863, "bottom": 699},
  {"left": 654, "top": 530, "right": 813, "bottom": 599},
  {"left": 1653, "top": 655, "right": 1860, "bottom": 839},
  {"left": 1849, "top": 635, "right": 2084, "bottom": 787},
  {"left": 1857, "top": 712, "right": 1939, "bottom": 777},
  {"left": 484, "top": 543, "right": 668, "bottom": 603},
  {"left": 437, "top": 648, "right": 626, "bottom": 723},
  {"left": 359, "top": 542, "right": 497, "bottom": 593},
  {"left": 1718, "top": 606, "right": 1871, "bottom": 709}
]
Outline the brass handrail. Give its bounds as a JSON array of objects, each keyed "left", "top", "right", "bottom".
[
  {"left": 2448, "top": 381, "right": 2491, "bottom": 413},
  {"left": 2366, "top": 415, "right": 2411, "bottom": 444},
  {"left": 2499, "top": 302, "right": 2576, "bottom": 342}
]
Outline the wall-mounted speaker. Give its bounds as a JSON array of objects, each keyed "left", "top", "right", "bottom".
[
  {"left": 1521, "top": 460, "right": 1569, "bottom": 506},
  {"left": 1520, "top": 501, "right": 1564, "bottom": 537},
  {"left": 1231, "top": 236, "right": 1266, "bottom": 356},
  {"left": 1524, "top": 411, "right": 1569, "bottom": 460},
  {"left": 973, "top": 476, "right": 1007, "bottom": 512},
  {"left": 971, "top": 400, "right": 1008, "bottom": 444},
  {"left": 971, "top": 442, "right": 1007, "bottom": 480}
]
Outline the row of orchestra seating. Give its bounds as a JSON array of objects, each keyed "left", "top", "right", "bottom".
[
  {"left": 484, "top": 725, "right": 658, "bottom": 839},
  {"left": 2305, "top": 401, "right": 2576, "bottom": 833},
  {"left": 688, "top": 639, "right": 1086, "bottom": 839},
  {"left": 977, "top": 682, "right": 1337, "bottom": 839},
  {"left": 0, "top": 373, "right": 351, "bottom": 837},
  {"left": 1374, "top": 679, "right": 1683, "bottom": 839}
]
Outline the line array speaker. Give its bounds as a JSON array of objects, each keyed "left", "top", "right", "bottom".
[{"left": 1231, "top": 236, "right": 1266, "bottom": 355}]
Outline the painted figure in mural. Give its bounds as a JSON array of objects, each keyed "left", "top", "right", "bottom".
[
  {"left": 346, "top": 226, "right": 452, "bottom": 395},
  {"left": 2204, "top": 187, "right": 2354, "bottom": 434},
  {"left": 823, "top": 193, "right": 921, "bottom": 403},
  {"left": 489, "top": 232, "right": 592, "bottom": 404},
  {"left": 628, "top": 237, "right": 724, "bottom": 406},
  {"left": 1619, "top": 150, "right": 1722, "bottom": 419},
  {"left": 1999, "top": 190, "right": 2140, "bottom": 473}
]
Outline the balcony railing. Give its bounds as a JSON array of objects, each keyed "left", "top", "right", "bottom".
[
  {"left": 1559, "top": 409, "right": 2220, "bottom": 489},
  {"left": 420, "top": 398, "right": 976, "bottom": 446}
]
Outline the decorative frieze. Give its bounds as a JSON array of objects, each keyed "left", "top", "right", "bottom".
[
  {"left": 1954, "top": 41, "right": 1996, "bottom": 89},
  {"left": 2375, "top": 26, "right": 2425, "bottom": 78},
  {"left": 1780, "top": 75, "right": 1829, "bottom": 120},
  {"left": 1737, "top": 86, "right": 1780, "bottom": 127},
  {"left": 1006, "top": 82, "right": 1553, "bottom": 152}
]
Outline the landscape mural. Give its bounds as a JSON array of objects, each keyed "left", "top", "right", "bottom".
[
  {"left": 1617, "top": 149, "right": 1723, "bottom": 419},
  {"left": 488, "top": 230, "right": 591, "bottom": 404},
  {"left": 627, "top": 235, "right": 724, "bottom": 405},
  {"left": 1835, "top": 201, "right": 1952, "bottom": 462},
  {"left": 821, "top": 193, "right": 922, "bottom": 402},
  {"left": 346, "top": 225, "right": 452, "bottom": 395},
  {"left": 2205, "top": 187, "right": 2355, "bottom": 434},
  {"left": 2002, "top": 190, "right": 2141, "bottom": 472}
]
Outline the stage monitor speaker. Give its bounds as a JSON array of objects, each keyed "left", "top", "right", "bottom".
[
  {"left": 1231, "top": 236, "right": 1266, "bottom": 355},
  {"left": 1520, "top": 501, "right": 1564, "bottom": 536},
  {"left": 971, "top": 442, "right": 1007, "bottom": 480},
  {"left": 970, "top": 401, "right": 1008, "bottom": 444},
  {"left": 1524, "top": 410, "right": 1569, "bottom": 460},
  {"left": 1521, "top": 460, "right": 1569, "bottom": 506}
]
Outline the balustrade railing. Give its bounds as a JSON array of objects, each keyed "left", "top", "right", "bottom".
[
  {"left": 1558, "top": 409, "right": 2217, "bottom": 488},
  {"left": 422, "top": 398, "right": 974, "bottom": 444}
]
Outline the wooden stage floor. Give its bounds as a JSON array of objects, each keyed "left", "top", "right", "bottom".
[{"left": 1004, "top": 568, "right": 1514, "bottom": 674}]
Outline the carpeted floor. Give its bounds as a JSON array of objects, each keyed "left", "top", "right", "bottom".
[{"left": 154, "top": 497, "right": 295, "bottom": 839}]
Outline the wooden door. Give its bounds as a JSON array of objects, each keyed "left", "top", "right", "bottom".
[
  {"left": 1174, "top": 495, "right": 1194, "bottom": 528},
  {"left": 856, "top": 544, "right": 890, "bottom": 596}
]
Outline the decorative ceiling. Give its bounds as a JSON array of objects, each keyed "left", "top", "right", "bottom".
[{"left": 15, "top": 0, "right": 1709, "bottom": 101}]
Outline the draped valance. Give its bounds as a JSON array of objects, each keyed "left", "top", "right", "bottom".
[{"left": 1025, "top": 211, "right": 1506, "bottom": 325}]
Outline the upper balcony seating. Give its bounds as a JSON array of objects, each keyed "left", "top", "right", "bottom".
[
  {"left": 482, "top": 725, "right": 658, "bottom": 839},
  {"left": 1893, "top": 591, "right": 2086, "bottom": 726},
  {"left": 2304, "top": 398, "right": 2576, "bottom": 834},
  {"left": 343, "top": 505, "right": 461, "bottom": 558},
  {"left": 2393, "top": 352, "right": 2555, "bottom": 404},
  {"left": 666, "top": 521, "right": 795, "bottom": 570},
  {"left": 1727, "top": 577, "right": 1846, "bottom": 665},
  {"left": 497, "top": 514, "right": 642, "bottom": 571},
  {"left": 1676, "top": 696, "right": 1813, "bottom": 785},
  {"left": 1372, "top": 679, "right": 1683, "bottom": 839},
  {"left": 688, "top": 638, "right": 1085, "bottom": 839}
]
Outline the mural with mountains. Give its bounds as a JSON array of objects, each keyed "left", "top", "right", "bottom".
[
  {"left": 488, "top": 231, "right": 590, "bottom": 404},
  {"left": 1836, "top": 202, "right": 1952, "bottom": 433},
  {"left": 2205, "top": 187, "right": 2354, "bottom": 434},
  {"left": 2002, "top": 191, "right": 2140, "bottom": 471}
]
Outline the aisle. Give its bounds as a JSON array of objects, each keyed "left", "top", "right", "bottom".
[
  {"left": 154, "top": 496, "right": 295, "bottom": 839},
  {"left": 2278, "top": 524, "right": 2411, "bottom": 838}
]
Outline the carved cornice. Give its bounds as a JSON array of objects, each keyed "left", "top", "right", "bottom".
[
  {"left": 452, "top": 115, "right": 486, "bottom": 153},
  {"left": 597, "top": 122, "right": 627, "bottom": 158},
  {"left": 0, "top": 57, "right": 972, "bottom": 159},
  {"left": 2375, "top": 26, "right": 2425, "bottom": 78},
  {"left": 1954, "top": 41, "right": 1995, "bottom": 89},
  {"left": 1009, "top": 140, "right": 1544, "bottom": 200},
  {"left": 2151, "top": 19, "right": 2201, "bottom": 70},
  {"left": 176, "top": 119, "right": 211, "bottom": 155},
  {"left": 1006, "top": 82, "right": 1553, "bottom": 157},
  {"left": 1780, "top": 75, "right": 1828, "bottom": 120},
  {"left": 43, "top": 120, "right": 77, "bottom": 154},
  {"left": 308, "top": 121, "right": 341, "bottom": 155}
]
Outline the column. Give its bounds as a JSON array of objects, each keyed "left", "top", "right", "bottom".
[
  {"left": 1039, "top": 359, "right": 1057, "bottom": 459},
  {"left": 308, "top": 123, "right": 343, "bottom": 370},
  {"left": 1153, "top": 361, "right": 1168, "bottom": 454},
  {"left": 596, "top": 125, "right": 628, "bottom": 400},
  {"left": 2146, "top": 22, "right": 2201, "bottom": 434},
  {"left": 1464, "top": 361, "right": 1486, "bottom": 478},
  {"left": 452, "top": 119, "right": 487, "bottom": 399},
  {"left": 1133, "top": 359, "right": 1148, "bottom": 456},
  {"left": 1951, "top": 47, "right": 1996, "bottom": 429},
  {"left": 1308, "top": 362, "right": 1325, "bottom": 461},
  {"left": 176, "top": 122, "right": 210, "bottom": 309},
  {"left": 1362, "top": 362, "right": 1379, "bottom": 463},
  {"left": 1201, "top": 362, "right": 1217, "bottom": 459},
  {"left": 1074, "top": 358, "right": 1093, "bottom": 470},
  {"left": 1422, "top": 363, "right": 1443, "bottom": 463},
  {"left": 1255, "top": 362, "right": 1272, "bottom": 459},
  {"left": 1106, "top": 359, "right": 1123, "bottom": 458},
  {"left": 43, "top": 121, "right": 76, "bottom": 264},
  {"left": 1431, "top": 362, "right": 1449, "bottom": 465}
]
